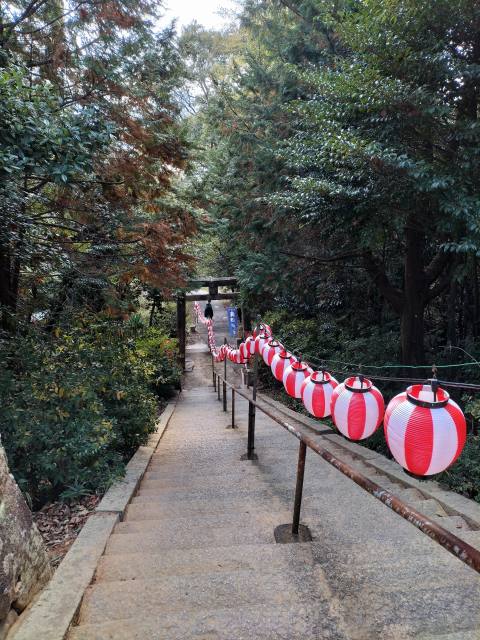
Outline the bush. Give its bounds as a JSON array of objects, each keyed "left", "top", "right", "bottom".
[{"left": 0, "top": 317, "right": 179, "bottom": 506}]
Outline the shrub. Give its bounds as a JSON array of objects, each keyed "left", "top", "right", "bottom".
[{"left": 0, "top": 317, "right": 178, "bottom": 506}]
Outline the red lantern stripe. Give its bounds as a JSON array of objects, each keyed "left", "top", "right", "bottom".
[
  {"left": 404, "top": 406, "right": 433, "bottom": 475},
  {"left": 446, "top": 401, "right": 467, "bottom": 463}
]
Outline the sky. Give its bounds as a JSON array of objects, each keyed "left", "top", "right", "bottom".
[{"left": 163, "top": 0, "right": 238, "bottom": 31}]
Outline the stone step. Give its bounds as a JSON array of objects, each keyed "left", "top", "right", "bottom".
[
  {"left": 429, "top": 514, "right": 472, "bottom": 533},
  {"left": 417, "top": 631, "right": 480, "bottom": 640},
  {"left": 96, "top": 543, "right": 314, "bottom": 582},
  {"left": 105, "top": 524, "right": 276, "bottom": 554},
  {"left": 140, "top": 474, "right": 271, "bottom": 492},
  {"left": 70, "top": 602, "right": 344, "bottom": 640},
  {"left": 143, "top": 466, "right": 263, "bottom": 481},
  {"left": 455, "top": 530, "right": 480, "bottom": 547},
  {"left": 125, "top": 499, "right": 284, "bottom": 521},
  {"left": 407, "top": 499, "right": 448, "bottom": 518},
  {"left": 116, "top": 511, "right": 286, "bottom": 534},
  {"left": 78, "top": 568, "right": 324, "bottom": 625},
  {"left": 135, "top": 485, "right": 285, "bottom": 501}
]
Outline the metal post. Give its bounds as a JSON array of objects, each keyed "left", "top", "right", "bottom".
[
  {"left": 223, "top": 379, "right": 227, "bottom": 412},
  {"left": 213, "top": 372, "right": 216, "bottom": 391},
  {"left": 243, "top": 352, "right": 258, "bottom": 460},
  {"left": 274, "top": 439, "right": 311, "bottom": 543},
  {"left": 223, "top": 337, "right": 227, "bottom": 381},
  {"left": 217, "top": 376, "right": 221, "bottom": 401},
  {"left": 292, "top": 441, "right": 307, "bottom": 535},
  {"left": 231, "top": 388, "right": 236, "bottom": 428},
  {"left": 212, "top": 354, "right": 215, "bottom": 386}
]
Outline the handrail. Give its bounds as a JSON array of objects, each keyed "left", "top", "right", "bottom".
[{"left": 213, "top": 370, "right": 480, "bottom": 574}]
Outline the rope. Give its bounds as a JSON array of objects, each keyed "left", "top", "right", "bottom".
[{"left": 258, "top": 320, "right": 480, "bottom": 392}]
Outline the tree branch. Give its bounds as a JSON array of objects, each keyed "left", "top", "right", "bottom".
[{"left": 362, "top": 251, "right": 404, "bottom": 314}]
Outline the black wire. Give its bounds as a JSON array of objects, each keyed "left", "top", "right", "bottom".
[{"left": 258, "top": 324, "right": 480, "bottom": 393}]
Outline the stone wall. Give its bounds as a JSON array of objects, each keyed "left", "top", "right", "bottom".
[{"left": 0, "top": 440, "right": 52, "bottom": 639}]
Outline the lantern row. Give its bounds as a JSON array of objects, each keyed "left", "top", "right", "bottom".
[{"left": 210, "top": 320, "right": 467, "bottom": 477}]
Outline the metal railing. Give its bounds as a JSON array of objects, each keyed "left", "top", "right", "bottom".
[{"left": 212, "top": 365, "right": 480, "bottom": 574}]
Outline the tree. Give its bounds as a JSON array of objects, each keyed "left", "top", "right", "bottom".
[
  {"left": 278, "top": 0, "right": 480, "bottom": 363},
  {"left": 0, "top": 0, "right": 195, "bottom": 329}
]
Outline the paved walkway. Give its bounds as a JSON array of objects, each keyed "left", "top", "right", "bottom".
[{"left": 68, "top": 312, "right": 480, "bottom": 639}]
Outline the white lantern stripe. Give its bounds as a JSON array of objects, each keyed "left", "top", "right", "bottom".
[
  {"left": 331, "top": 388, "right": 351, "bottom": 435},
  {"left": 384, "top": 395, "right": 414, "bottom": 470},
  {"left": 427, "top": 407, "right": 459, "bottom": 475},
  {"left": 446, "top": 400, "right": 468, "bottom": 462},
  {"left": 363, "top": 389, "right": 382, "bottom": 439},
  {"left": 302, "top": 381, "right": 315, "bottom": 415}
]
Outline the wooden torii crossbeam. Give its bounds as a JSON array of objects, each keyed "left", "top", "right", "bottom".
[{"left": 177, "top": 277, "right": 240, "bottom": 369}]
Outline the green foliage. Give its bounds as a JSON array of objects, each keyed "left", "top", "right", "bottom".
[
  {"left": 0, "top": 318, "right": 178, "bottom": 506},
  {"left": 436, "top": 435, "right": 480, "bottom": 503}
]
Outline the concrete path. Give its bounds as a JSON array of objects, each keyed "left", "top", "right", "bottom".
[{"left": 68, "top": 314, "right": 480, "bottom": 639}]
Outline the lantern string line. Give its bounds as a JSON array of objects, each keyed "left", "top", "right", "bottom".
[{"left": 257, "top": 322, "right": 480, "bottom": 392}]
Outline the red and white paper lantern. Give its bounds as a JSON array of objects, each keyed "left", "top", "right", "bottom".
[
  {"left": 301, "top": 371, "right": 339, "bottom": 418},
  {"left": 262, "top": 338, "right": 283, "bottom": 366},
  {"left": 245, "top": 336, "right": 256, "bottom": 357},
  {"left": 283, "top": 361, "right": 313, "bottom": 398},
  {"left": 384, "top": 384, "right": 466, "bottom": 476},
  {"left": 271, "top": 350, "right": 297, "bottom": 382},
  {"left": 234, "top": 348, "right": 248, "bottom": 364},
  {"left": 253, "top": 323, "right": 272, "bottom": 339},
  {"left": 238, "top": 341, "right": 250, "bottom": 362},
  {"left": 331, "top": 376, "right": 384, "bottom": 440},
  {"left": 255, "top": 332, "right": 270, "bottom": 355}
]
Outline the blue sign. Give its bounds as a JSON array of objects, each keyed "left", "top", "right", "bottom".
[{"left": 227, "top": 307, "right": 239, "bottom": 337}]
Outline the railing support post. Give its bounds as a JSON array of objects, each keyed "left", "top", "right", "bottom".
[
  {"left": 217, "top": 376, "right": 221, "bottom": 401},
  {"left": 231, "top": 388, "right": 236, "bottom": 428},
  {"left": 223, "top": 380, "right": 227, "bottom": 412},
  {"left": 292, "top": 441, "right": 307, "bottom": 535},
  {"left": 274, "top": 440, "right": 312, "bottom": 543},
  {"left": 242, "top": 353, "right": 258, "bottom": 460}
]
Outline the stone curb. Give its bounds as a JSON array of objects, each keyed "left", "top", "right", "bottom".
[
  {"left": 9, "top": 398, "right": 178, "bottom": 640},
  {"left": 257, "top": 392, "right": 480, "bottom": 528}
]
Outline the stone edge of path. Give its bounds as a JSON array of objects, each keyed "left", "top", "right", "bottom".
[
  {"left": 8, "top": 398, "right": 178, "bottom": 640},
  {"left": 257, "top": 392, "right": 480, "bottom": 529}
]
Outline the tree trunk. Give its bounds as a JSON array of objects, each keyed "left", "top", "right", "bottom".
[
  {"left": 0, "top": 245, "right": 17, "bottom": 331},
  {"left": 400, "top": 218, "right": 427, "bottom": 364}
]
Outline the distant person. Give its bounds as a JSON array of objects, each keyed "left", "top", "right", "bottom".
[{"left": 204, "top": 299, "right": 214, "bottom": 319}]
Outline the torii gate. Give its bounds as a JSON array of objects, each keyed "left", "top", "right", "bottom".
[{"left": 177, "top": 276, "right": 240, "bottom": 369}]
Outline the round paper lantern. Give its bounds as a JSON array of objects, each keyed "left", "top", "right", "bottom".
[
  {"left": 301, "top": 371, "right": 339, "bottom": 418},
  {"left": 283, "top": 361, "right": 314, "bottom": 398},
  {"left": 254, "top": 332, "right": 270, "bottom": 355},
  {"left": 331, "top": 376, "right": 384, "bottom": 440},
  {"left": 238, "top": 341, "right": 249, "bottom": 362},
  {"left": 245, "top": 336, "right": 256, "bottom": 356},
  {"left": 271, "top": 350, "right": 297, "bottom": 382},
  {"left": 253, "top": 323, "right": 272, "bottom": 338},
  {"left": 384, "top": 384, "right": 466, "bottom": 476},
  {"left": 262, "top": 338, "right": 283, "bottom": 366}
]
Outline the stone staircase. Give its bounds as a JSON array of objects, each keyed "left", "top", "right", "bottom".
[
  {"left": 69, "top": 388, "right": 349, "bottom": 640},
  {"left": 67, "top": 343, "right": 480, "bottom": 639},
  {"left": 258, "top": 394, "right": 480, "bottom": 549}
]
